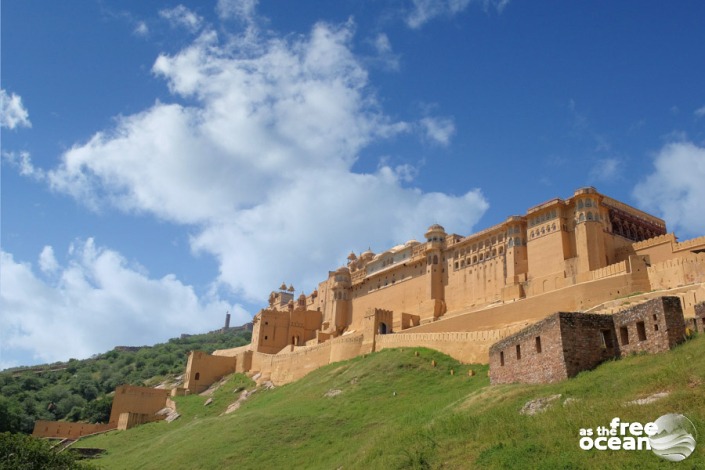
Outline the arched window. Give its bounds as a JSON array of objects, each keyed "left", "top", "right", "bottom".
[
  {"left": 587, "top": 212, "right": 594, "bottom": 221},
  {"left": 195, "top": 372, "right": 200, "bottom": 381},
  {"left": 578, "top": 200, "right": 584, "bottom": 209},
  {"left": 432, "top": 255, "right": 439, "bottom": 265},
  {"left": 579, "top": 213, "right": 585, "bottom": 222}
]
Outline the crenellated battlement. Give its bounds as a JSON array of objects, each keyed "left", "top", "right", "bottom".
[{"left": 632, "top": 233, "right": 676, "bottom": 251}]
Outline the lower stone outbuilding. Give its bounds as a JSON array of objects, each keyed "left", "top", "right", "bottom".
[{"left": 489, "top": 297, "right": 687, "bottom": 385}]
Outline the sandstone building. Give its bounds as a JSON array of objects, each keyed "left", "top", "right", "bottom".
[{"left": 186, "top": 187, "right": 705, "bottom": 389}]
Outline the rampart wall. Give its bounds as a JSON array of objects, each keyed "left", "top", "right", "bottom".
[
  {"left": 375, "top": 328, "right": 521, "bottom": 364},
  {"left": 32, "top": 421, "right": 115, "bottom": 439},
  {"left": 184, "top": 351, "right": 237, "bottom": 394},
  {"left": 647, "top": 253, "right": 705, "bottom": 291}
]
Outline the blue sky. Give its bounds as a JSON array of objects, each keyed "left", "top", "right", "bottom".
[{"left": 2, "top": 0, "right": 704, "bottom": 369}]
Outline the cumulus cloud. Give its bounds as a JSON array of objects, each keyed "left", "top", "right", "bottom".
[
  {"left": 406, "top": 0, "right": 509, "bottom": 29},
  {"left": 37, "top": 15, "right": 488, "bottom": 306},
  {"left": 159, "top": 5, "right": 203, "bottom": 33},
  {"left": 38, "top": 246, "right": 59, "bottom": 274},
  {"left": 0, "top": 89, "right": 31, "bottom": 129},
  {"left": 0, "top": 241, "right": 248, "bottom": 367},
  {"left": 633, "top": 141, "right": 705, "bottom": 238},
  {"left": 420, "top": 116, "right": 455, "bottom": 146}
]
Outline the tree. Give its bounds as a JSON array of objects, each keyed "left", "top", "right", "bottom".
[{"left": 0, "top": 432, "right": 96, "bottom": 469}]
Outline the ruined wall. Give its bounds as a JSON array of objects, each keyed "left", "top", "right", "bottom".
[
  {"left": 184, "top": 351, "right": 237, "bottom": 394},
  {"left": 613, "top": 297, "right": 686, "bottom": 356},
  {"left": 695, "top": 302, "right": 705, "bottom": 332},
  {"left": 32, "top": 421, "right": 115, "bottom": 439},
  {"left": 489, "top": 314, "right": 567, "bottom": 385},
  {"left": 558, "top": 313, "right": 618, "bottom": 378}
]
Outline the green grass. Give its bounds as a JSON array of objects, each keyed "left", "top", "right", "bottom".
[{"left": 77, "top": 337, "right": 705, "bottom": 469}]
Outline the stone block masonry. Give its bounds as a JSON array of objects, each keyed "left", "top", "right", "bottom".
[
  {"left": 489, "top": 312, "right": 616, "bottom": 385},
  {"left": 489, "top": 297, "right": 686, "bottom": 385}
]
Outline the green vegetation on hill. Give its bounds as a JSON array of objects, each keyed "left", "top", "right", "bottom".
[
  {"left": 77, "top": 335, "right": 705, "bottom": 469},
  {"left": 0, "top": 329, "right": 251, "bottom": 434},
  {"left": 0, "top": 432, "right": 97, "bottom": 469}
]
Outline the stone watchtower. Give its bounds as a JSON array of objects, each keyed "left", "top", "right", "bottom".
[{"left": 424, "top": 224, "right": 447, "bottom": 318}]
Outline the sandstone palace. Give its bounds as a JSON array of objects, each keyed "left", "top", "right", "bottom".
[
  {"left": 33, "top": 187, "right": 705, "bottom": 439},
  {"left": 183, "top": 187, "right": 705, "bottom": 390}
]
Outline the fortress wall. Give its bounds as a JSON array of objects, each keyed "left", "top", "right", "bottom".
[
  {"left": 329, "top": 334, "right": 364, "bottom": 363},
  {"left": 674, "top": 235, "right": 705, "bottom": 253},
  {"left": 212, "top": 344, "right": 250, "bottom": 357},
  {"left": 647, "top": 253, "right": 705, "bottom": 291},
  {"left": 375, "top": 327, "right": 521, "bottom": 364},
  {"left": 32, "top": 421, "right": 115, "bottom": 439},
  {"left": 108, "top": 386, "right": 171, "bottom": 423},
  {"left": 184, "top": 351, "right": 237, "bottom": 394},
  {"left": 269, "top": 341, "right": 333, "bottom": 384},
  {"left": 590, "top": 260, "right": 628, "bottom": 281},
  {"left": 406, "top": 271, "right": 651, "bottom": 334}
]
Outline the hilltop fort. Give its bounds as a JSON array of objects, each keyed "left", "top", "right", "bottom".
[
  {"left": 183, "top": 186, "right": 705, "bottom": 390},
  {"left": 33, "top": 186, "right": 705, "bottom": 439}
]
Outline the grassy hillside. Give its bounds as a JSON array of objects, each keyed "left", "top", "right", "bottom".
[
  {"left": 78, "top": 335, "right": 705, "bottom": 469},
  {"left": 0, "top": 328, "right": 251, "bottom": 434}
]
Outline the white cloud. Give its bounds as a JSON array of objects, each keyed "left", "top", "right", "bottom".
[
  {"left": 0, "top": 89, "right": 31, "bottom": 129},
  {"left": 38, "top": 17, "right": 488, "bottom": 306},
  {"left": 217, "top": 0, "right": 258, "bottom": 23},
  {"left": 0, "top": 241, "right": 248, "bottom": 366},
  {"left": 1, "top": 151, "right": 44, "bottom": 179},
  {"left": 589, "top": 157, "right": 621, "bottom": 183},
  {"left": 372, "top": 33, "right": 400, "bottom": 71},
  {"left": 633, "top": 141, "right": 705, "bottom": 238},
  {"left": 134, "top": 21, "right": 149, "bottom": 37},
  {"left": 420, "top": 116, "right": 455, "bottom": 146},
  {"left": 695, "top": 105, "right": 705, "bottom": 118},
  {"left": 38, "top": 246, "right": 59, "bottom": 274},
  {"left": 406, "top": 0, "right": 509, "bottom": 29},
  {"left": 159, "top": 5, "right": 203, "bottom": 33}
]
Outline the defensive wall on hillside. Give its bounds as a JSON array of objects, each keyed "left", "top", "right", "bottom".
[{"left": 32, "top": 385, "right": 173, "bottom": 439}]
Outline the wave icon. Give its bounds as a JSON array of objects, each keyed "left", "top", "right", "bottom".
[{"left": 649, "top": 414, "right": 697, "bottom": 462}]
